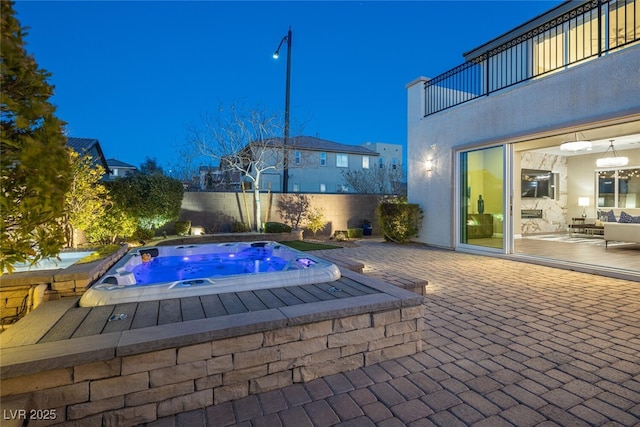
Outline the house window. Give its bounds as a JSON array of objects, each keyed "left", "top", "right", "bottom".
[
  {"left": 379, "top": 158, "right": 385, "bottom": 169},
  {"left": 336, "top": 154, "right": 348, "bottom": 168},
  {"left": 392, "top": 158, "right": 397, "bottom": 170},
  {"left": 597, "top": 168, "right": 640, "bottom": 209},
  {"left": 320, "top": 183, "right": 326, "bottom": 193},
  {"left": 295, "top": 151, "right": 301, "bottom": 165},
  {"left": 337, "top": 184, "right": 348, "bottom": 193},
  {"left": 293, "top": 183, "right": 300, "bottom": 192},
  {"left": 362, "top": 156, "right": 370, "bottom": 169},
  {"left": 320, "top": 152, "right": 327, "bottom": 166}
]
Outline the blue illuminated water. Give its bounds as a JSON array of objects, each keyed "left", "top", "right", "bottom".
[{"left": 131, "top": 247, "right": 289, "bottom": 284}]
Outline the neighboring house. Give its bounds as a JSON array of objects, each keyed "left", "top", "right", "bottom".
[
  {"left": 361, "top": 141, "right": 403, "bottom": 172},
  {"left": 407, "top": 0, "right": 639, "bottom": 269},
  {"left": 261, "top": 136, "right": 402, "bottom": 193},
  {"left": 66, "top": 137, "right": 109, "bottom": 172},
  {"left": 106, "top": 158, "right": 137, "bottom": 180}
]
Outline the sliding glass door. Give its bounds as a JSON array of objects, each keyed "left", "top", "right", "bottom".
[{"left": 459, "top": 146, "right": 505, "bottom": 249}]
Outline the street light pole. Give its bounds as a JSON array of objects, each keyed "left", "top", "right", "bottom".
[{"left": 274, "top": 26, "right": 292, "bottom": 193}]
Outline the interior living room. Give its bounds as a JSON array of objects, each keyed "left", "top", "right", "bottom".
[{"left": 513, "top": 122, "right": 640, "bottom": 275}]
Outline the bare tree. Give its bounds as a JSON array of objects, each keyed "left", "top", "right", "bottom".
[
  {"left": 186, "top": 104, "right": 285, "bottom": 232},
  {"left": 341, "top": 161, "right": 406, "bottom": 195}
]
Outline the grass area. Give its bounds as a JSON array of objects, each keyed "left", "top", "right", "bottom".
[
  {"left": 279, "top": 240, "right": 342, "bottom": 251},
  {"left": 76, "top": 244, "right": 123, "bottom": 264}
]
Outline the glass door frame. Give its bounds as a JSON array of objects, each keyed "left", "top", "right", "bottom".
[{"left": 454, "top": 143, "right": 514, "bottom": 254}]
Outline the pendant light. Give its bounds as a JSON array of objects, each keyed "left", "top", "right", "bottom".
[
  {"left": 560, "top": 132, "right": 592, "bottom": 152},
  {"left": 596, "top": 140, "right": 629, "bottom": 168}
]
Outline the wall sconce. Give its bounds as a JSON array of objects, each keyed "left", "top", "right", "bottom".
[{"left": 424, "top": 159, "right": 433, "bottom": 172}]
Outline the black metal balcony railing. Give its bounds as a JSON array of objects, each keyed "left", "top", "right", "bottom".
[{"left": 424, "top": 0, "right": 639, "bottom": 116}]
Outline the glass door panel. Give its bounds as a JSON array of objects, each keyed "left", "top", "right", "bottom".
[{"left": 459, "top": 146, "right": 505, "bottom": 249}]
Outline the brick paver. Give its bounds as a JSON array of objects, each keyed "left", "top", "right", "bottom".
[{"left": 152, "top": 240, "right": 640, "bottom": 426}]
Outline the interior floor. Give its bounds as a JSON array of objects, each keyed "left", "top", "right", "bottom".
[{"left": 467, "top": 234, "right": 639, "bottom": 275}]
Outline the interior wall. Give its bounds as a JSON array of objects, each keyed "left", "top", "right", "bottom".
[{"left": 519, "top": 152, "right": 568, "bottom": 234}]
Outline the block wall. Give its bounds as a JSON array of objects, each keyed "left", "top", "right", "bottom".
[{"left": 1, "top": 306, "right": 423, "bottom": 426}]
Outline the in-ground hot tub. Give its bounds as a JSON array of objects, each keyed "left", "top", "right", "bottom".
[{"left": 79, "top": 241, "right": 341, "bottom": 307}]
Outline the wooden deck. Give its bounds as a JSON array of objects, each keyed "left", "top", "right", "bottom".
[{"left": 32, "top": 277, "right": 382, "bottom": 345}]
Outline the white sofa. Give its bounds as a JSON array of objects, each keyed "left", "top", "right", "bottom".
[{"left": 604, "top": 222, "right": 640, "bottom": 248}]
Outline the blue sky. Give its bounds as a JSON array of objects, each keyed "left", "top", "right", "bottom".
[{"left": 14, "top": 1, "right": 562, "bottom": 173}]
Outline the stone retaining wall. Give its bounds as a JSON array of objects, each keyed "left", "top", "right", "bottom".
[{"left": 1, "top": 303, "right": 423, "bottom": 426}]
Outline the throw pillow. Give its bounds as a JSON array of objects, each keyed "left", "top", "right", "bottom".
[
  {"left": 619, "top": 211, "right": 640, "bottom": 224},
  {"left": 605, "top": 210, "right": 617, "bottom": 223}
]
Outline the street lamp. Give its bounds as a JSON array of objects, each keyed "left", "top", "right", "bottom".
[{"left": 273, "top": 26, "right": 292, "bottom": 193}]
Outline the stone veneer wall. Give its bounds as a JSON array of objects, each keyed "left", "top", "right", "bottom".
[
  {"left": 1, "top": 305, "right": 423, "bottom": 426},
  {"left": 0, "top": 245, "right": 129, "bottom": 330},
  {"left": 520, "top": 151, "right": 568, "bottom": 235}
]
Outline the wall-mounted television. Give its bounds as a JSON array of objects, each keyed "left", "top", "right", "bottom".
[{"left": 521, "top": 169, "right": 556, "bottom": 199}]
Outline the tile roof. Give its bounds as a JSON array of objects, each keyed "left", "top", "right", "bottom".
[
  {"left": 266, "top": 136, "right": 379, "bottom": 156},
  {"left": 106, "top": 158, "right": 137, "bottom": 169},
  {"left": 66, "top": 137, "right": 108, "bottom": 170},
  {"left": 67, "top": 137, "right": 100, "bottom": 153}
]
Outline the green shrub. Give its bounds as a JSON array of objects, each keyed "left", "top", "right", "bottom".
[
  {"left": 232, "top": 220, "right": 249, "bottom": 233},
  {"left": 175, "top": 220, "right": 191, "bottom": 236},
  {"left": 306, "top": 208, "right": 328, "bottom": 236},
  {"left": 133, "top": 227, "right": 154, "bottom": 242},
  {"left": 333, "top": 230, "right": 348, "bottom": 241},
  {"left": 377, "top": 202, "right": 423, "bottom": 243},
  {"left": 347, "top": 228, "right": 364, "bottom": 238},
  {"left": 264, "top": 222, "right": 292, "bottom": 233}
]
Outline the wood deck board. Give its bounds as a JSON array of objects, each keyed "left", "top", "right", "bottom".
[
  {"left": 131, "top": 300, "right": 159, "bottom": 329},
  {"left": 39, "top": 307, "right": 91, "bottom": 343},
  {"left": 336, "top": 277, "right": 380, "bottom": 295},
  {"left": 17, "top": 279, "right": 387, "bottom": 345},
  {"left": 299, "top": 283, "right": 346, "bottom": 301},
  {"left": 0, "top": 298, "right": 80, "bottom": 347},
  {"left": 235, "top": 291, "right": 269, "bottom": 312},
  {"left": 200, "top": 294, "right": 227, "bottom": 318},
  {"left": 180, "top": 297, "right": 206, "bottom": 322},
  {"left": 282, "top": 285, "right": 322, "bottom": 303},
  {"left": 267, "top": 287, "right": 305, "bottom": 306},
  {"left": 101, "top": 303, "right": 137, "bottom": 333},
  {"left": 158, "top": 299, "right": 182, "bottom": 325},
  {"left": 218, "top": 293, "right": 248, "bottom": 315},
  {"left": 252, "top": 289, "right": 288, "bottom": 309},
  {"left": 71, "top": 305, "right": 115, "bottom": 338}
]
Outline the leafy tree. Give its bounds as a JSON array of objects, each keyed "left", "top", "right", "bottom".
[
  {"left": 85, "top": 204, "right": 137, "bottom": 245},
  {"left": 64, "top": 149, "right": 109, "bottom": 247},
  {"left": 139, "top": 156, "right": 164, "bottom": 176},
  {"left": 187, "top": 103, "right": 286, "bottom": 232},
  {"left": 106, "top": 174, "right": 184, "bottom": 233},
  {"left": 1, "top": 1, "right": 71, "bottom": 274}
]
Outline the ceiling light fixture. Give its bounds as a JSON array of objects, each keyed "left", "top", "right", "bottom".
[
  {"left": 560, "top": 132, "right": 592, "bottom": 152},
  {"left": 596, "top": 140, "right": 629, "bottom": 168}
]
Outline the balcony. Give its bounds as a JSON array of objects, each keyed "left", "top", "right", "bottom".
[{"left": 424, "top": 0, "right": 640, "bottom": 116}]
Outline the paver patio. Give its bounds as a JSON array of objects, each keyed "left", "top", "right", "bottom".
[{"left": 149, "top": 239, "right": 640, "bottom": 426}]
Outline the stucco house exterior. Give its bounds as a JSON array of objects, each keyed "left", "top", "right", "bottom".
[{"left": 407, "top": 0, "right": 640, "bottom": 270}]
